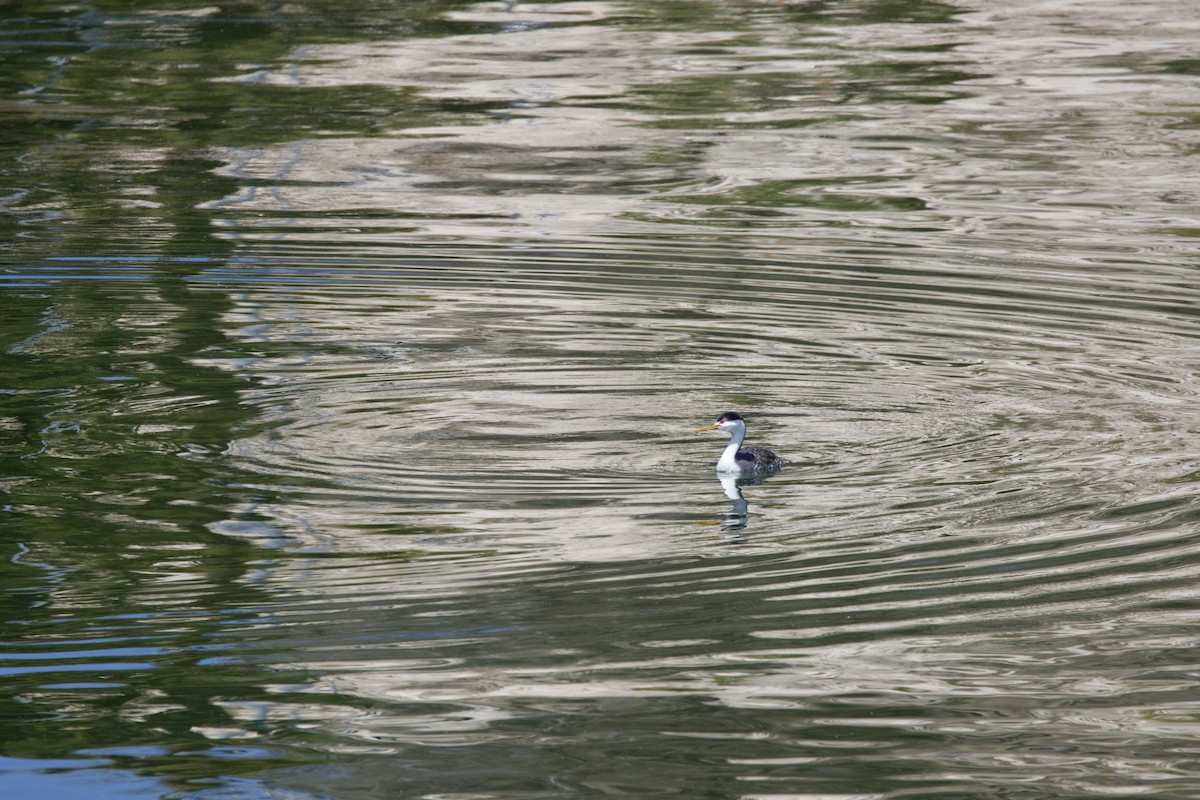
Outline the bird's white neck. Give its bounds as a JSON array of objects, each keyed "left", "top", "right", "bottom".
[{"left": 715, "top": 422, "right": 746, "bottom": 473}]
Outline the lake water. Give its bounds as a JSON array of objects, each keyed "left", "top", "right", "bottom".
[{"left": 3, "top": 1, "right": 1200, "bottom": 798}]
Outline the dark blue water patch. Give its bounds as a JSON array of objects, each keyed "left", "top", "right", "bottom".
[
  {"left": 0, "top": 755, "right": 327, "bottom": 800},
  {"left": 0, "top": 756, "right": 108, "bottom": 771},
  {"left": 0, "top": 661, "right": 154, "bottom": 677},
  {"left": 0, "top": 757, "right": 167, "bottom": 800},
  {"left": 0, "top": 256, "right": 219, "bottom": 287},
  {"left": 0, "top": 646, "right": 164, "bottom": 660}
]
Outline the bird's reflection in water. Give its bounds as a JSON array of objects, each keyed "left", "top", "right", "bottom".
[{"left": 714, "top": 469, "right": 780, "bottom": 540}]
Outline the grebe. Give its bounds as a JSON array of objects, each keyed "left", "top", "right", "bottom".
[{"left": 696, "top": 411, "right": 783, "bottom": 473}]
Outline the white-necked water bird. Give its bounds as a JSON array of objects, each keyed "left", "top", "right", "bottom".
[{"left": 696, "top": 411, "right": 783, "bottom": 473}]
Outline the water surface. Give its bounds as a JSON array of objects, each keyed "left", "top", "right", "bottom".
[{"left": 3, "top": 0, "right": 1200, "bottom": 798}]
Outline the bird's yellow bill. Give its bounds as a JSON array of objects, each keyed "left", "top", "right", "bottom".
[{"left": 695, "top": 423, "right": 720, "bottom": 432}]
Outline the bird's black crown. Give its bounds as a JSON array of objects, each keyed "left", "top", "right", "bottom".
[{"left": 716, "top": 411, "right": 744, "bottom": 422}]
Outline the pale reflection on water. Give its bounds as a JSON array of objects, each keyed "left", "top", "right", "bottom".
[
  {"left": 713, "top": 471, "right": 785, "bottom": 536},
  {"left": 717, "top": 473, "right": 751, "bottom": 533}
]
